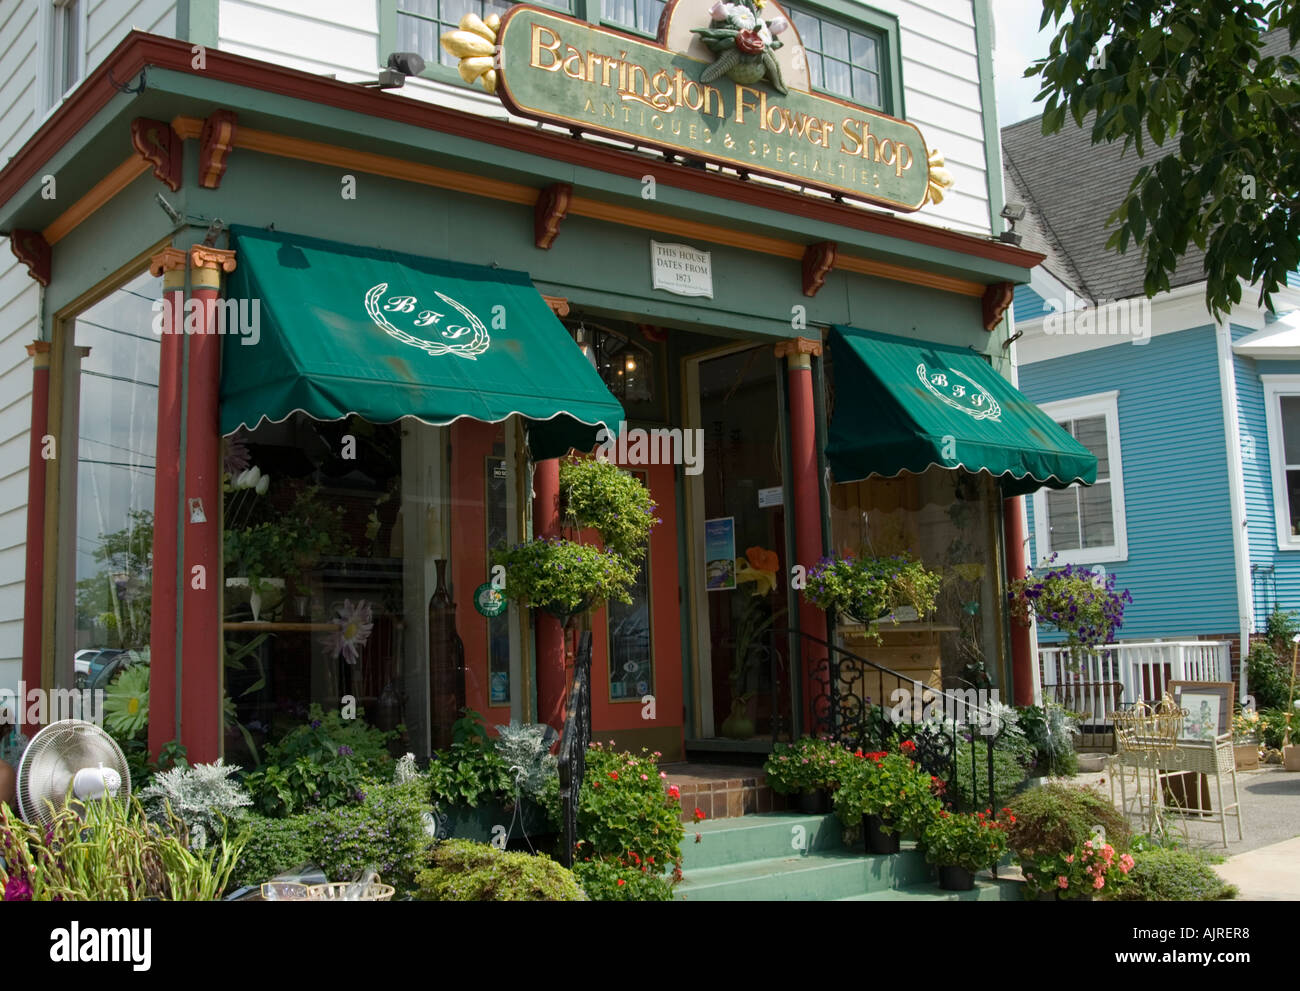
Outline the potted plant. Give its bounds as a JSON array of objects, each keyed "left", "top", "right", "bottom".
[
  {"left": 721, "top": 557, "right": 782, "bottom": 740},
  {"left": 493, "top": 455, "right": 659, "bottom": 630},
  {"left": 1232, "top": 708, "right": 1261, "bottom": 770},
  {"left": 1005, "top": 782, "right": 1132, "bottom": 900},
  {"left": 832, "top": 741, "right": 943, "bottom": 854},
  {"left": 1021, "top": 836, "right": 1134, "bottom": 901},
  {"left": 1007, "top": 554, "right": 1132, "bottom": 660},
  {"left": 919, "top": 809, "right": 1008, "bottom": 891},
  {"left": 803, "top": 552, "right": 942, "bottom": 642},
  {"left": 762, "top": 737, "right": 850, "bottom": 813}
]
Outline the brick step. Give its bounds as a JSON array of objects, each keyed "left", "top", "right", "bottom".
[
  {"left": 675, "top": 845, "right": 934, "bottom": 901},
  {"left": 682, "top": 812, "right": 844, "bottom": 871}
]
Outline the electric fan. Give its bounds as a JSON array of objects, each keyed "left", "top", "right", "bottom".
[{"left": 16, "top": 719, "right": 131, "bottom": 827}]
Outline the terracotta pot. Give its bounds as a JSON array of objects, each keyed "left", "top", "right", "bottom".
[{"left": 1284, "top": 744, "right": 1300, "bottom": 772}]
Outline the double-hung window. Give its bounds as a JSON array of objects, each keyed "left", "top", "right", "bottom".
[
  {"left": 44, "top": 0, "right": 83, "bottom": 112},
  {"left": 1031, "top": 391, "right": 1128, "bottom": 565},
  {"left": 782, "top": 1, "right": 895, "bottom": 113},
  {"left": 1262, "top": 376, "right": 1300, "bottom": 550}
]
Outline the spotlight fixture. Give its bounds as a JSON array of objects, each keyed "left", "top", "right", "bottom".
[
  {"left": 359, "top": 52, "right": 427, "bottom": 90},
  {"left": 999, "top": 201, "right": 1027, "bottom": 245}
]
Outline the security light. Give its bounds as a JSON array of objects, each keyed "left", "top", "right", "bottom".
[
  {"left": 359, "top": 52, "right": 427, "bottom": 90},
  {"left": 999, "top": 201, "right": 1026, "bottom": 245}
]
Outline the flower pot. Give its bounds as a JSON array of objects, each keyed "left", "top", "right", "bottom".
[
  {"left": 798, "top": 788, "right": 831, "bottom": 814},
  {"left": 1234, "top": 743, "right": 1260, "bottom": 771},
  {"left": 225, "top": 577, "right": 285, "bottom": 622},
  {"left": 938, "top": 865, "right": 975, "bottom": 891},
  {"left": 1284, "top": 744, "right": 1300, "bottom": 772},
  {"left": 862, "top": 814, "right": 900, "bottom": 854}
]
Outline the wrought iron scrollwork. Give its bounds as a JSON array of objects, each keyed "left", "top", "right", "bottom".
[{"left": 557, "top": 631, "right": 592, "bottom": 868}]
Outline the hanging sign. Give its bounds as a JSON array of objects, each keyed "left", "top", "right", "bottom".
[{"left": 441, "top": 1, "right": 950, "bottom": 211}]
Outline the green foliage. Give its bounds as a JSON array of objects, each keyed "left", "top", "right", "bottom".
[
  {"left": 1257, "top": 707, "right": 1291, "bottom": 750},
  {"left": 103, "top": 663, "right": 150, "bottom": 739},
  {"left": 573, "top": 856, "right": 674, "bottom": 901},
  {"left": 952, "top": 741, "right": 1029, "bottom": 812},
  {"left": 1112, "top": 848, "right": 1237, "bottom": 902},
  {"left": 762, "top": 737, "right": 852, "bottom": 794},
  {"left": 75, "top": 509, "right": 153, "bottom": 650},
  {"left": 0, "top": 796, "right": 245, "bottom": 901},
  {"left": 307, "top": 780, "right": 435, "bottom": 889},
  {"left": 832, "top": 744, "right": 943, "bottom": 835},
  {"left": 1006, "top": 782, "right": 1131, "bottom": 864},
  {"left": 920, "top": 810, "right": 1008, "bottom": 872},
  {"left": 227, "top": 814, "right": 316, "bottom": 889},
  {"left": 1017, "top": 704, "right": 1080, "bottom": 777},
  {"left": 493, "top": 537, "right": 639, "bottom": 615},
  {"left": 1027, "top": 0, "right": 1300, "bottom": 318},
  {"left": 140, "top": 759, "right": 252, "bottom": 848},
  {"left": 559, "top": 455, "right": 659, "bottom": 560},
  {"left": 1246, "top": 639, "right": 1296, "bottom": 711},
  {"left": 415, "top": 839, "right": 586, "bottom": 901},
  {"left": 540, "top": 744, "right": 684, "bottom": 880},
  {"left": 224, "top": 484, "right": 352, "bottom": 590},
  {"left": 1007, "top": 556, "right": 1131, "bottom": 650},
  {"left": 803, "top": 553, "right": 943, "bottom": 641},
  {"left": 1263, "top": 608, "right": 1300, "bottom": 655},
  {"left": 1022, "top": 837, "right": 1134, "bottom": 901},
  {"left": 243, "top": 707, "right": 395, "bottom": 817},
  {"left": 425, "top": 740, "right": 515, "bottom": 808},
  {"left": 492, "top": 720, "right": 558, "bottom": 799}
]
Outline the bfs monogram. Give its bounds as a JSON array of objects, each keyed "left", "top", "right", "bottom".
[{"left": 363, "top": 282, "right": 490, "bottom": 358}]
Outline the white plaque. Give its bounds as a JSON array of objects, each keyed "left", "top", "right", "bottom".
[
  {"left": 758, "top": 486, "right": 784, "bottom": 508},
  {"left": 651, "top": 241, "right": 713, "bottom": 298}
]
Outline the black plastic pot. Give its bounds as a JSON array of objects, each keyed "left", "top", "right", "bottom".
[
  {"left": 862, "top": 814, "right": 901, "bottom": 854},
  {"left": 798, "top": 788, "right": 831, "bottom": 814},
  {"left": 938, "top": 865, "right": 975, "bottom": 891}
]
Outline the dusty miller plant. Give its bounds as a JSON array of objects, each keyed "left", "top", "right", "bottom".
[
  {"left": 140, "top": 759, "right": 252, "bottom": 849},
  {"left": 393, "top": 752, "right": 421, "bottom": 785},
  {"left": 493, "top": 721, "right": 558, "bottom": 799}
]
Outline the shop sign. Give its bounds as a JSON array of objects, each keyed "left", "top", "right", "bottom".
[
  {"left": 442, "top": 3, "right": 949, "bottom": 211},
  {"left": 651, "top": 241, "right": 713, "bottom": 297}
]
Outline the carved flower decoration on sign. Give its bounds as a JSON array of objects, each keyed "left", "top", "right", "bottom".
[
  {"left": 440, "top": 12, "right": 501, "bottom": 93},
  {"left": 693, "top": 0, "right": 789, "bottom": 94}
]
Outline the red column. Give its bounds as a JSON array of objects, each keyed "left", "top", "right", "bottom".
[
  {"left": 148, "top": 248, "right": 187, "bottom": 758},
  {"left": 778, "top": 338, "right": 827, "bottom": 733},
  {"left": 1003, "top": 495, "right": 1035, "bottom": 706},
  {"left": 532, "top": 458, "right": 566, "bottom": 730},
  {"left": 179, "top": 245, "right": 234, "bottom": 762},
  {"left": 20, "top": 342, "right": 51, "bottom": 691}
]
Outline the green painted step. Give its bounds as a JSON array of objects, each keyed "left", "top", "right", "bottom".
[
  {"left": 839, "top": 875, "right": 1026, "bottom": 901},
  {"left": 682, "top": 813, "right": 845, "bottom": 871},
  {"left": 676, "top": 845, "right": 936, "bottom": 901}
]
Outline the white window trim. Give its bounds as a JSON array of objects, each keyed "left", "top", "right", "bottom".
[
  {"left": 1260, "top": 375, "right": 1300, "bottom": 551},
  {"left": 37, "top": 0, "right": 87, "bottom": 120},
  {"left": 1031, "top": 390, "right": 1129, "bottom": 565}
]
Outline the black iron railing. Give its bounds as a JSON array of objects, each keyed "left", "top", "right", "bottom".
[
  {"left": 772, "top": 626, "right": 1003, "bottom": 814},
  {"left": 557, "top": 631, "right": 592, "bottom": 868}
]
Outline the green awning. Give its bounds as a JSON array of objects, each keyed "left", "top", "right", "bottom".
[
  {"left": 826, "top": 325, "right": 1097, "bottom": 496},
  {"left": 220, "top": 226, "right": 623, "bottom": 459}
]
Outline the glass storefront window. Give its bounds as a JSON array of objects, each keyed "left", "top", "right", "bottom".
[
  {"left": 72, "top": 270, "right": 161, "bottom": 681},
  {"left": 608, "top": 470, "right": 653, "bottom": 701}
]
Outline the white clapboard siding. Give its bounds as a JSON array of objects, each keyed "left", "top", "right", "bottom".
[
  {"left": 86, "top": 0, "right": 177, "bottom": 69},
  {"left": 216, "top": 0, "right": 993, "bottom": 234},
  {"left": 0, "top": 0, "right": 40, "bottom": 164},
  {"left": 0, "top": 252, "right": 34, "bottom": 693}
]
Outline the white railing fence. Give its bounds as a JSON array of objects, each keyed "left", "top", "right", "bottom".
[{"left": 1037, "top": 641, "right": 1232, "bottom": 725}]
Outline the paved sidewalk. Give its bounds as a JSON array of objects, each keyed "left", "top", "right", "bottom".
[{"left": 1214, "top": 837, "right": 1300, "bottom": 900}]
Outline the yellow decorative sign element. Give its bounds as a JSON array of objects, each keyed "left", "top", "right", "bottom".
[
  {"left": 923, "top": 148, "right": 955, "bottom": 206},
  {"left": 440, "top": 13, "right": 501, "bottom": 93}
]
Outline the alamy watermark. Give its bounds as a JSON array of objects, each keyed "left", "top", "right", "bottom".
[
  {"left": 887, "top": 686, "right": 1005, "bottom": 736},
  {"left": 595, "top": 423, "right": 704, "bottom": 475},
  {"left": 151, "top": 296, "right": 261, "bottom": 346},
  {"left": 0, "top": 683, "right": 105, "bottom": 728},
  {"left": 1043, "top": 291, "right": 1150, "bottom": 345}
]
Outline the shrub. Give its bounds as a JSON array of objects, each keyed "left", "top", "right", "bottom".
[
  {"left": 833, "top": 742, "right": 943, "bottom": 835},
  {"left": 415, "top": 839, "right": 585, "bottom": 901},
  {"left": 140, "top": 759, "right": 252, "bottom": 848},
  {"left": 573, "top": 857, "right": 674, "bottom": 900},
  {"left": 228, "top": 814, "right": 315, "bottom": 889},
  {"left": 1258, "top": 707, "right": 1291, "bottom": 750},
  {"left": 0, "top": 796, "right": 245, "bottom": 901},
  {"left": 1017, "top": 703, "right": 1080, "bottom": 777},
  {"left": 1246, "top": 641, "right": 1295, "bottom": 712},
  {"left": 952, "top": 741, "right": 1029, "bottom": 811},
  {"left": 1112, "top": 848, "right": 1237, "bottom": 901},
  {"left": 307, "top": 780, "right": 435, "bottom": 889},
  {"left": 426, "top": 740, "right": 516, "bottom": 808},
  {"left": 920, "top": 809, "right": 1008, "bottom": 872},
  {"left": 762, "top": 737, "right": 852, "bottom": 795},
  {"left": 1006, "top": 782, "right": 1130, "bottom": 863}
]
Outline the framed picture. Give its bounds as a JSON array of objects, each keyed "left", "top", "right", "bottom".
[{"left": 1168, "top": 681, "right": 1234, "bottom": 743}]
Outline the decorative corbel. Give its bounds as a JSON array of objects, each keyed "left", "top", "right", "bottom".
[
  {"left": 10, "top": 230, "right": 51, "bottom": 287},
  {"left": 198, "top": 110, "right": 238, "bottom": 189},
  {"left": 541, "top": 294, "right": 570, "bottom": 317},
  {"left": 802, "top": 241, "right": 837, "bottom": 297},
  {"left": 982, "top": 282, "right": 1015, "bottom": 332},
  {"left": 130, "top": 118, "right": 183, "bottom": 191},
  {"left": 534, "top": 183, "right": 572, "bottom": 250}
]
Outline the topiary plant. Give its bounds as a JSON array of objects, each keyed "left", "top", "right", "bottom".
[{"left": 415, "top": 839, "right": 586, "bottom": 901}]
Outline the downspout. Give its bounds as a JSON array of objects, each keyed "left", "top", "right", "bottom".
[{"left": 1216, "top": 317, "right": 1253, "bottom": 698}]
